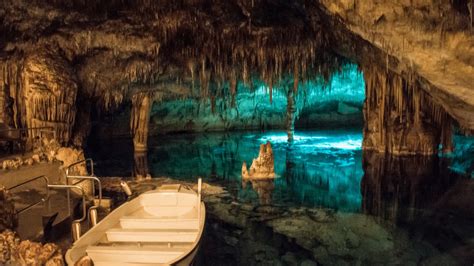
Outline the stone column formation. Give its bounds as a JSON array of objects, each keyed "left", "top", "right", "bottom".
[
  {"left": 1, "top": 57, "right": 24, "bottom": 130},
  {"left": 0, "top": 49, "right": 78, "bottom": 144},
  {"left": 0, "top": 86, "right": 5, "bottom": 124},
  {"left": 131, "top": 93, "right": 153, "bottom": 152},
  {"left": 286, "top": 88, "right": 296, "bottom": 142},
  {"left": 362, "top": 65, "right": 453, "bottom": 155},
  {"left": 23, "top": 50, "right": 78, "bottom": 144}
]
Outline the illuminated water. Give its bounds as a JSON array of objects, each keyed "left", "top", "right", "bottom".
[
  {"left": 87, "top": 130, "right": 474, "bottom": 264},
  {"left": 91, "top": 129, "right": 364, "bottom": 212}
]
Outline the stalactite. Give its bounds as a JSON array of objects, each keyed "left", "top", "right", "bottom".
[
  {"left": 362, "top": 63, "right": 454, "bottom": 155},
  {"left": 293, "top": 62, "right": 299, "bottom": 93},
  {"left": 269, "top": 79, "right": 273, "bottom": 104}
]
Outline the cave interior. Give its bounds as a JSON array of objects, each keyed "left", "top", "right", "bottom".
[{"left": 0, "top": 0, "right": 473, "bottom": 265}]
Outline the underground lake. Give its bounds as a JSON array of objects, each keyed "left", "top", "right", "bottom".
[{"left": 1, "top": 0, "right": 473, "bottom": 265}]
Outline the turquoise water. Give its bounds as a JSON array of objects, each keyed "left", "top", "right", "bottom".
[
  {"left": 89, "top": 129, "right": 474, "bottom": 214},
  {"left": 87, "top": 129, "right": 474, "bottom": 264},
  {"left": 91, "top": 129, "right": 362, "bottom": 212},
  {"left": 148, "top": 130, "right": 364, "bottom": 212}
]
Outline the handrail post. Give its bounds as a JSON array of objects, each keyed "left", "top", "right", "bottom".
[
  {"left": 47, "top": 184, "right": 87, "bottom": 242},
  {"left": 66, "top": 174, "right": 102, "bottom": 226}
]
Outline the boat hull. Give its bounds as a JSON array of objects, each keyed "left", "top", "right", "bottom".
[{"left": 66, "top": 184, "right": 205, "bottom": 265}]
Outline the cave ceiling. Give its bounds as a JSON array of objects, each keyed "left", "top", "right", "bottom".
[{"left": 1, "top": 0, "right": 473, "bottom": 131}]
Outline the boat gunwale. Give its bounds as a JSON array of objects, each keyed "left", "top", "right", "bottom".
[{"left": 65, "top": 187, "right": 205, "bottom": 265}]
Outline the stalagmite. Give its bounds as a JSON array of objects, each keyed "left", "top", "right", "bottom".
[
  {"left": 130, "top": 93, "right": 153, "bottom": 152},
  {"left": 242, "top": 141, "right": 275, "bottom": 179}
]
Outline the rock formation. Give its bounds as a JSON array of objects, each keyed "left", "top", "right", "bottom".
[
  {"left": 0, "top": 0, "right": 471, "bottom": 155},
  {"left": 0, "top": 187, "right": 16, "bottom": 231},
  {"left": 319, "top": 0, "right": 474, "bottom": 132},
  {"left": 242, "top": 141, "right": 275, "bottom": 179},
  {"left": 0, "top": 230, "right": 64, "bottom": 265},
  {"left": 362, "top": 64, "right": 453, "bottom": 155},
  {"left": 131, "top": 93, "right": 153, "bottom": 152}
]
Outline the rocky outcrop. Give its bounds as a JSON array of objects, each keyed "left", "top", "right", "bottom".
[
  {"left": 320, "top": 0, "right": 474, "bottom": 132},
  {"left": 242, "top": 141, "right": 275, "bottom": 179},
  {"left": 0, "top": 230, "right": 64, "bottom": 265},
  {"left": 0, "top": 187, "right": 16, "bottom": 231},
  {"left": 362, "top": 64, "right": 453, "bottom": 155},
  {"left": 23, "top": 48, "right": 78, "bottom": 144}
]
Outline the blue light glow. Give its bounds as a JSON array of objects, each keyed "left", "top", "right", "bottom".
[{"left": 258, "top": 132, "right": 362, "bottom": 151}]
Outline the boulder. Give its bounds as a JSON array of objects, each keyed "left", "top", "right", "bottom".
[{"left": 0, "top": 230, "right": 64, "bottom": 265}]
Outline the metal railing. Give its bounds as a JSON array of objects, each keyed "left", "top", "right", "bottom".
[
  {"left": 47, "top": 184, "right": 87, "bottom": 242},
  {"left": 65, "top": 158, "right": 102, "bottom": 226},
  {"left": 65, "top": 158, "right": 95, "bottom": 178},
  {"left": 7, "top": 175, "right": 50, "bottom": 215},
  {"left": 5, "top": 171, "right": 94, "bottom": 242}
]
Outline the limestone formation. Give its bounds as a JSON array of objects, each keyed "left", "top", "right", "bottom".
[
  {"left": 319, "top": 0, "right": 474, "bottom": 132},
  {"left": 0, "top": 230, "right": 64, "bottom": 265},
  {"left": 242, "top": 141, "right": 275, "bottom": 179},
  {"left": 0, "top": 187, "right": 16, "bottom": 231},
  {"left": 131, "top": 93, "right": 153, "bottom": 152},
  {"left": 362, "top": 64, "right": 453, "bottom": 155},
  {"left": 0, "top": 0, "right": 471, "bottom": 156}
]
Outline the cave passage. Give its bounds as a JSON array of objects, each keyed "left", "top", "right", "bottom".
[{"left": 1, "top": 0, "right": 473, "bottom": 264}]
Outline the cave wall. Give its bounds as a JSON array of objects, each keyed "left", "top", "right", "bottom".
[
  {"left": 362, "top": 64, "right": 453, "bottom": 155},
  {"left": 0, "top": 0, "right": 471, "bottom": 155},
  {"left": 89, "top": 64, "right": 364, "bottom": 137},
  {"left": 320, "top": 0, "right": 474, "bottom": 132}
]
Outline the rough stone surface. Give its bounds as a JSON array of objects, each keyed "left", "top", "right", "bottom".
[
  {"left": 0, "top": 187, "right": 16, "bottom": 231},
  {"left": 242, "top": 141, "right": 275, "bottom": 179},
  {"left": 320, "top": 0, "right": 474, "bottom": 131},
  {"left": 0, "top": 230, "right": 64, "bottom": 265},
  {"left": 0, "top": 0, "right": 469, "bottom": 156}
]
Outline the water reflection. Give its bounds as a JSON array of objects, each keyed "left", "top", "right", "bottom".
[
  {"left": 241, "top": 179, "right": 275, "bottom": 205},
  {"left": 145, "top": 130, "right": 363, "bottom": 211},
  {"left": 89, "top": 130, "right": 471, "bottom": 216},
  {"left": 133, "top": 151, "right": 149, "bottom": 179},
  {"left": 362, "top": 151, "right": 459, "bottom": 223}
]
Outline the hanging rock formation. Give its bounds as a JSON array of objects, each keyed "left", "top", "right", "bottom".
[
  {"left": 362, "top": 64, "right": 453, "bottom": 155},
  {"left": 0, "top": 0, "right": 471, "bottom": 155},
  {"left": 242, "top": 141, "right": 275, "bottom": 179},
  {"left": 319, "top": 0, "right": 474, "bottom": 132},
  {"left": 23, "top": 48, "right": 78, "bottom": 144}
]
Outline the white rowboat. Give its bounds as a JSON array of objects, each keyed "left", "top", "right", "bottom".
[{"left": 65, "top": 181, "right": 205, "bottom": 265}]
